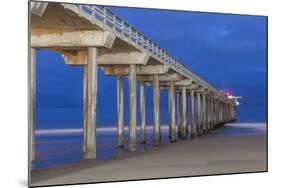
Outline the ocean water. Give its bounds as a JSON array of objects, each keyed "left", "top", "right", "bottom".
[
  {"left": 34, "top": 122, "right": 266, "bottom": 169},
  {"left": 34, "top": 124, "right": 171, "bottom": 169}
]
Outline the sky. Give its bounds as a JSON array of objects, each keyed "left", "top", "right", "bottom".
[{"left": 35, "top": 6, "right": 267, "bottom": 129}]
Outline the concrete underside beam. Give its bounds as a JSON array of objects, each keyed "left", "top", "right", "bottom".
[
  {"left": 137, "top": 73, "right": 182, "bottom": 82},
  {"left": 31, "top": 30, "right": 116, "bottom": 48},
  {"left": 98, "top": 52, "right": 149, "bottom": 65},
  {"left": 61, "top": 51, "right": 150, "bottom": 66},
  {"left": 101, "top": 65, "right": 169, "bottom": 76}
]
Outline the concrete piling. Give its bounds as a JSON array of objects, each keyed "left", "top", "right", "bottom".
[
  {"left": 85, "top": 47, "right": 98, "bottom": 160},
  {"left": 169, "top": 82, "right": 176, "bottom": 142},
  {"left": 117, "top": 76, "right": 124, "bottom": 147},
  {"left": 83, "top": 65, "right": 88, "bottom": 152},
  {"left": 153, "top": 75, "right": 161, "bottom": 146},
  {"left": 29, "top": 48, "right": 36, "bottom": 164},
  {"left": 190, "top": 90, "right": 196, "bottom": 139},
  {"left": 196, "top": 93, "right": 202, "bottom": 136},
  {"left": 177, "top": 93, "right": 182, "bottom": 137},
  {"left": 202, "top": 93, "right": 206, "bottom": 134},
  {"left": 140, "top": 81, "right": 146, "bottom": 144},
  {"left": 129, "top": 64, "right": 137, "bottom": 151},
  {"left": 181, "top": 86, "right": 187, "bottom": 139}
]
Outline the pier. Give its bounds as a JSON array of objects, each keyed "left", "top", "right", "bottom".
[{"left": 29, "top": 1, "right": 238, "bottom": 168}]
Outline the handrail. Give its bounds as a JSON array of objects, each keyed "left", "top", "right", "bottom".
[{"left": 66, "top": 4, "right": 224, "bottom": 96}]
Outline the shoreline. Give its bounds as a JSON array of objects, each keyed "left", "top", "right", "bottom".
[{"left": 31, "top": 123, "right": 267, "bottom": 186}]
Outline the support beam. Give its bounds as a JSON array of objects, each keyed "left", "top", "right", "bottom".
[
  {"left": 181, "top": 86, "right": 187, "bottom": 139},
  {"left": 174, "top": 79, "right": 193, "bottom": 86},
  {"left": 85, "top": 47, "right": 98, "bottom": 160},
  {"left": 137, "top": 73, "right": 182, "bottom": 82},
  {"left": 29, "top": 48, "right": 36, "bottom": 166},
  {"left": 101, "top": 65, "right": 170, "bottom": 76},
  {"left": 169, "top": 82, "right": 176, "bottom": 142},
  {"left": 31, "top": 30, "right": 116, "bottom": 48},
  {"left": 140, "top": 81, "right": 146, "bottom": 144},
  {"left": 153, "top": 75, "right": 161, "bottom": 146},
  {"left": 63, "top": 51, "right": 150, "bottom": 66},
  {"left": 177, "top": 93, "right": 181, "bottom": 137},
  {"left": 98, "top": 52, "right": 149, "bottom": 65},
  {"left": 30, "top": 1, "right": 48, "bottom": 17},
  {"left": 83, "top": 65, "right": 88, "bottom": 152},
  {"left": 117, "top": 76, "right": 124, "bottom": 147},
  {"left": 129, "top": 64, "right": 137, "bottom": 151},
  {"left": 190, "top": 90, "right": 196, "bottom": 139}
]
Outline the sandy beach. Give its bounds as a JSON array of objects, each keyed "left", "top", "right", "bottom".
[{"left": 31, "top": 123, "right": 267, "bottom": 187}]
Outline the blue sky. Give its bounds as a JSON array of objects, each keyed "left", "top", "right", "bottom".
[{"left": 36, "top": 6, "right": 267, "bottom": 129}]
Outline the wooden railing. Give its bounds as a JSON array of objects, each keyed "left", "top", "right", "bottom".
[{"left": 62, "top": 3, "right": 232, "bottom": 101}]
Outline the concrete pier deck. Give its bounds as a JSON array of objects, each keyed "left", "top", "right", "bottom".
[{"left": 31, "top": 123, "right": 267, "bottom": 187}]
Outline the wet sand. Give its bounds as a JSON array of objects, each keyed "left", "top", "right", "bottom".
[{"left": 31, "top": 123, "right": 267, "bottom": 187}]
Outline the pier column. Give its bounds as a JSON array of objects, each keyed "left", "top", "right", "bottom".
[
  {"left": 140, "top": 81, "right": 146, "bottom": 144},
  {"left": 181, "top": 86, "right": 187, "bottom": 139},
  {"left": 219, "top": 101, "right": 222, "bottom": 125},
  {"left": 117, "top": 76, "right": 124, "bottom": 147},
  {"left": 211, "top": 97, "right": 214, "bottom": 129},
  {"left": 190, "top": 90, "right": 196, "bottom": 138},
  {"left": 177, "top": 92, "right": 181, "bottom": 137},
  {"left": 207, "top": 96, "right": 211, "bottom": 131},
  {"left": 202, "top": 93, "right": 206, "bottom": 134},
  {"left": 85, "top": 47, "right": 98, "bottom": 160},
  {"left": 169, "top": 82, "right": 176, "bottom": 142},
  {"left": 217, "top": 100, "right": 220, "bottom": 127},
  {"left": 83, "top": 65, "right": 88, "bottom": 152},
  {"left": 129, "top": 64, "right": 137, "bottom": 151},
  {"left": 214, "top": 99, "right": 218, "bottom": 128},
  {"left": 29, "top": 48, "right": 36, "bottom": 164},
  {"left": 153, "top": 75, "right": 161, "bottom": 146},
  {"left": 196, "top": 93, "right": 202, "bottom": 136}
]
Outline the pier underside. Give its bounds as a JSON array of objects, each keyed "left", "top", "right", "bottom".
[{"left": 29, "top": 1, "right": 240, "bottom": 179}]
